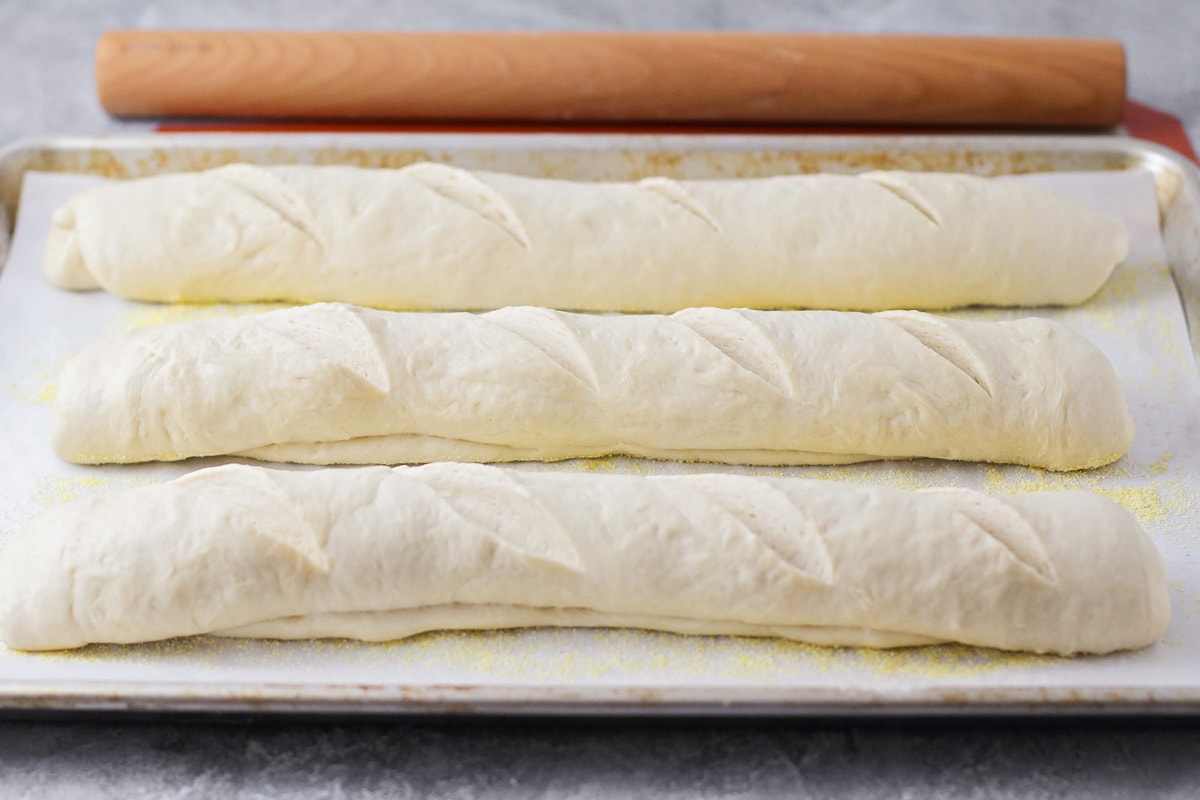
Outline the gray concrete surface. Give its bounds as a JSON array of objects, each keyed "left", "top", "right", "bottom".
[
  {"left": 3, "top": 716, "right": 1200, "bottom": 798},
  {"left": 0, "top": 719, "right": 1195, "bottom": 800},
  {"left": 1, "top": 1, "right": 1199, "bottom": 797}
]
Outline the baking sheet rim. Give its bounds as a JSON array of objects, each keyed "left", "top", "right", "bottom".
[
  {"left": 2, "top": 680, "right": 1198, "bottom": 717},
  {"left": 1, "top": 131, "right": 1198, "bottom": 716}
]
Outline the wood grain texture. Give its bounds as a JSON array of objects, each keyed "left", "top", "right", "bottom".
[{"left": 95, "top": 31, "right": 1125, "bottom": 127}]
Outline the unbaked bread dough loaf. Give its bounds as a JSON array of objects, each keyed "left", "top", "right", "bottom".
[
  {"left": 43, "top": 163, "right": 1127, "bottom": 311},
  {"left": 50, "top": 303, "right": 1134, "bottom": 470},
  {"left": 0, "top": 463, "right": 1169, "bottom": 653}
]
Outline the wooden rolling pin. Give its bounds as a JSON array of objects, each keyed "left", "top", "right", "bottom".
[{"left": 95, "top": 31, "right": 1126, "bottom": 127}]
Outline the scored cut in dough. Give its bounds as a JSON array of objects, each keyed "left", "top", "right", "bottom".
[
  {"left": 50, "top": 303, "right": 1133, "bottom": 470},
  {"left": 43, "top": 163, "right": 1127, "bottom": 311},
  {"left": 0, "top": 463, "right": 1169, "bottom": 653}
]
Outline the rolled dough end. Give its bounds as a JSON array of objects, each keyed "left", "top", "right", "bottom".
[{"left": 42, "top": 203, "right": 99, "bottom": 290}]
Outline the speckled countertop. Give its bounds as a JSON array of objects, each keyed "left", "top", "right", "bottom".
[{"left": 1, "top": 1, "right": 1199, "bottom": 797}]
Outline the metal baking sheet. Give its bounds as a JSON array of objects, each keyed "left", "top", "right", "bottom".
[{"left": 0, "top": 132, "right": 1197, "bottom": 716}]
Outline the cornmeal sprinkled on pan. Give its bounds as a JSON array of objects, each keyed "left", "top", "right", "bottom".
[
  {"left": 852, "top": 644, "right": 1063, "bottom": 678},
  {"left": 7, "top": 379, "right": 56, "bottom": 405},
  {"left": 121, "top": 301, "right": 290, "bottom": 331},
  {"left": 980, "top": 462, "right": 1195, "bottom": 533},
  {"left": 18, "top": 630, "right": 1065, "bottom": 683},
  {"left": 7, "top": 361, "right": 64, "bottom": 406},
  {"left": 30, "top": 474, "right": 156, "bottom": 509}
]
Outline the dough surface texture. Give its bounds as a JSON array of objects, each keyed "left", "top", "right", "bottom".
[
  {"left": 50, "top": 304, "right": 1133, "bottom": 470},
  {"left": 0, "top": 463, "right": 1170, "bottom": 653},
  {"left": 43, "top": 163, "right": 1127, "bottom": 311}
]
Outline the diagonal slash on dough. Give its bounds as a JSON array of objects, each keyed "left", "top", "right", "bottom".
[
  {"left": 404, "top": 162, "right": 533, "bottom": 250},
  {"left": 859, "top": 173, "right": 944, "bottom": 228},
  {"left": 668, "top": 479, "right": 835, "bottom": 587},
  {"left": 213, "top": 164, "right": 327, "bottom": 250},
  {"left": 411, "top": 463, "right": 585, "bottom": 573},
  {"left": 481, "top": 308, "right": 600, "bottom": 393},
  {"left": 638, "top": 177, "right": 724, "bottom": 233},
  {"left": 920, "top": 489, "right": 1057, "bottom": 583},
  {"left": 879, "top": 312, "right": 994, "bottom": 398},
  {"left": 672, "top": 308, "right": 795, "bottom": 396}
]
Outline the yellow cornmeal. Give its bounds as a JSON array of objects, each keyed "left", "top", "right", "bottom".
[
  {"left": 25, "top": 636, "right": 231, "bottom": 668},
  {"left": 579, "top": 457, "right": 652, "bottom": 475},
  {"left": 121, "top": 301, "right": 291, "bottom": 331},
  {"left": 943, "top": 260, "right": 1189, "bottom": 385},
  {"left": 793, "top": 465, "right": 958, "bottom": 491},
  {"left": 30, "top": 475, "right": 157, "bottom": 510},
  {"left": 1090, "top": 261, "right": 1147, "bottom": 304},
  {"left": 119, "top": 298, "right": 486, "bottom": 329},
  {"left": 7, "top": 379, "right": 57, "bottom": 405},
  {"left": 7, "top": 358, "right": 65, "bottom": 406},
  {"left": 981, "top": 459, "right": 1194, "bottom": 533},
  {"left": 1146, "top": 453, "right": 1174, "bottom": 477},
  {"left": 31, "top": 476, "right": 111, "bottom": 507},
  {"left": 852, "top": 643, "right": 1063, "bottom": 678},
  {"left": 19, "top": 629, "right": 1061, "bottom": 683},
  {"left": 1063, "top": 260, "right": 1191, "bottom": 378},
  {"left": 1094, "top": 487, "right": 1170, "bottom": 526}
]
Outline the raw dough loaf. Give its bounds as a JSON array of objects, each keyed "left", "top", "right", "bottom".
[
  {"left": 0, "top": 463, "right": 1169, "bottom": 653},
  {"left": 43, "top": 163, "right": 1127, "bottom": 311},
  {"left": 50, "top": 303, "right": 1134, "bottom": 470}
]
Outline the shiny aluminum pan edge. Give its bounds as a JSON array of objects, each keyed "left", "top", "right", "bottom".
[
  {"left": 1, "top": 681, "right": 1198, "bottom": 717},
  {"left": 0, "top": 132, "right": 1196, "bottom": 715}
]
